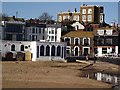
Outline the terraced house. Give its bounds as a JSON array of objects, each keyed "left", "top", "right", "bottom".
[
  {"left": 94, "top": 25, "right": 119, "bottom": 57},
  {"left": 61, "top": 21, "right": 94, "bottom": 57},
  {"left": 2, "top": 16, "right": 25, "bottom": 41}
]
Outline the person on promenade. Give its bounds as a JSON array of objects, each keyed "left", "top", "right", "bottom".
[
  {"left": 93, "top": 55, "right": 97, "bottom": 63},
  {"left": 86, "top": 54, "right": 88, "bottom": 61}
]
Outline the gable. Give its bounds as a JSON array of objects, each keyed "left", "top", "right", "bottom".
[{"left": 71, "top": 22, "right": 85, "bottom": 30}]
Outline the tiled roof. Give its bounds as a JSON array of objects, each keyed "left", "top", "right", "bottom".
[{"left": 62, "top": 30, "right": 94, "bottom": 38}]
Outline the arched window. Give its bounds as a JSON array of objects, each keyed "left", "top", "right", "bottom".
[
  {"left": 20, "top": 45, "right": 24, "bottom": 51},
  {"left": 57, "top": 46, "right": 61, "bottom": 56},
  {"left": 51, "top": 45, "right": 55, "bottom": 56},
  {"left": 75, "top": 47, "right": 78, "bottom": 56},
  {"left": 40, "top": 45, "right": 44, "bottom": 56},
  {"left": 46, "top": 45, "right": 50, "bottom": 56},
  {"left": 11, "top": 44, "right": 15, "bottom": 51}
]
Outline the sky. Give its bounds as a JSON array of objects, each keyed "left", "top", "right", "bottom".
[{"left": 2, "top": 2, "right": 119, "bottom": 24}]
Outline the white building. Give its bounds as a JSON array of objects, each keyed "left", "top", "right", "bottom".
[
  {"left": 26, "top": 23, "right": 62, "bottom": 42},
  {"left": 1, "top": 40, "right": 66, "bottom": 61},
  {"left": 46, "top": 24, "right": 61, "bottom": 42}
]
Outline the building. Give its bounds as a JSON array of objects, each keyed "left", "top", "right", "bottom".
[
  {"left": 94, "top": 27, "right": 118, "bottom": 57},
  {"left": 46, "top": 24, "right": 61, "bottom": 42},
  {"left": 26, "top": 20, "right": 62, "bottom": 42},
  {"left": 1, "top": 40, "right": 66, "bottom": 61},
  {"left": 57, "top": 8, "right": 80, "bottom": 23},
  {"left": 61, "top": 30, "right": 94, "bottom": 57},
  {"left": 57, "top": 4, "right": 105, "bottom": 24},
  {"left": 80, "top": 4, "right": 105, "bottom": 23},
  {"left": 26, "top": 22, "right": 46, "bottom": 41},
  {"left": 3, "top": 16, "right": 25, "bottom": 41}
]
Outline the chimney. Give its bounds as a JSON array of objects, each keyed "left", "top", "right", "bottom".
[
  {"left": 113, "top": 22, "right": 115, "bottom": 28},
  {"left": 13, "top": 16, "right": 15, "bottom": 20},
  {"left": 74, "top": 8, "right": 77, "bottom": 12}
]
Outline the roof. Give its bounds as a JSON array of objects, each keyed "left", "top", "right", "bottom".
[{"left": 62, "top": 30, "right": 94, "bottom": 38}]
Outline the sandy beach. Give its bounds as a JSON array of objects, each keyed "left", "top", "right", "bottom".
[{"left": 2, "top": 60, "right": 119, "bottom": 88}]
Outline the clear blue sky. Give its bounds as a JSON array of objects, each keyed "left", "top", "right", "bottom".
[{"left": 2, "top": 2, "right": 118, "bottom": 24}]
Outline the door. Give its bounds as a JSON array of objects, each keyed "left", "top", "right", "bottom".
[{"left": 84, "top": 48, "right": 88, "bottom": 56}]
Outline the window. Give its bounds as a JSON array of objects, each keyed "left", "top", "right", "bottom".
[
  {"left": 83, "top": 38, "right": 89, "bottom": 45},
  {"left": 97, "top": 30, "right": 104, "bottom": 35},
  {"left": 57, "top": 46, "right": 61, "bottom": 56},
  {"left": 112, "top": 48, "right": 115, "bottom": 53},
  {"left": 40, "top": 45, "right": 44, "bottom": 56},
  {"left": 82, "top": 9, "right": 86, "bottom": 14},
  {"left": 88, "top": 15, "right": 92, "bottom": 21},
  {"left": 58, "top": 16, "right": 62, "bottom": 22},
  {"left": 106, "top": 30, "right": 112, "bottom": 35},
  {"left": 102, "top": 48, "right": 107, "bottom": 54},
  {"left": 64, "top": 37, "right": 70, "bottom": 45},
  {"left": 36, "top": 28, "right": 37, "bottom": 33},
  {"left": 39, "top": 28, "right": 41, "bottom": 34},
  {"left": 82, "top": 15, "right": 86, "bottom": 21},
  {"left": 97, "top": 38, "right": 104, "bottom": 45},
  {"left": 20, "top": 45, "right": 24, "bottom": 51},
  {"left": 51, "top": 36, "right": 54, "bottom": 41},
  {"left": 74, "top": 38, "right": 79, "bottom": 45},
  {"left": 63, "top": 16, "right": 67, "bottom": 20},
  {"left": 55, "top": 36, "right": 57, "bottom": 41},
  {"left": 52, "top": 29, "right": 54, "bottom": 34},
  {"left": 49, "top": 30, "right": 51, "bottom": 34},
  {"left": 46, "top": 45, "right": 50, "bottom": 56},
  {"left": 66, "top": 47, "right": 71, "bottom": 55},
  {"left": 74, "top": 46, "right": 79, "bottom": 56},
  {"left": 73, "top": 15, "right": 79, "bottom": 21},
  {"left": 37, "top": 46, "right": 39, "bottom": 58},
  {"left": 32, "top": 35, "right": 35, "bottom": 41},
  {"left": 51, "top": 45, "right": 55, "bottom": 56},
  {"left": 42, "top": 36, "right": 44, "bottom": 40},
  {"left": 55, "top": 30, "right": 57, "bottom": 34},
  {"left": 88, "top": 8, "right": 92, "bottom": 14},
  {"left": 100, "top": 15, "right": 103, "bottom": 22},
  {"left": 32, "top": 28, "right": 35, "bottom": 33},
  {"left": 106, "top": 39, "right": 112, "bottom": 45},
  {"left": 11, "top": 44, "right": 15, "bottom": 51}
]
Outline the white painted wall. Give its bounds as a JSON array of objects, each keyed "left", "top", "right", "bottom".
[
  {"left": 1, "top": 40, "right": 66, "bottom": 61},
  {"left": 97, "top": 47, "right": 102, "bottom": 57}
]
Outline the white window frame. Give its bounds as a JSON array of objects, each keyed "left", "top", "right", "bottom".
[
  {"left": 88, "top": 8, "right": 92, "bottom": 14},
  {"left": 66, "top": 46, "right": 71, "bottom": 55},
  {"left": 64, "top": 37, "right": 71, "bottom": 44},
  {"left": 88, "top": 15, "right": 92, "bottom": 21},
  {"left": 82, "top": 15, "right": 86, "bottom": 22},
  {"left": 74, "top": 37, "right": 80, "bottom": 45},
  {"left": 58, "top": 16, "right": 62, "bottom": 22},
  {"left": 82, "top": 47, "right": 90, "bottom": 54},
  {"left": 83, "top": 37, "right": 90, "bottom": 45},
  {"left": 74, "top": 46, "right": 80, "bottom": 56},
  {"left": 82, "top": 9, "right": 86, "bottom": 14}
]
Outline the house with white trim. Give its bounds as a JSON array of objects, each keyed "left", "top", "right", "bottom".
[{"left": 94, "top": 27, "right": 118, "bottom": 57}]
